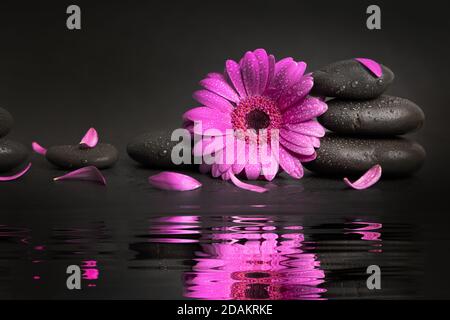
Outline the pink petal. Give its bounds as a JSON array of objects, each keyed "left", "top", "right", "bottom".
[
  {"left": 211, "top": 164, "right": 222, "bottom": 178},
  {"left": 283, "top": 120, "right": 326, "bottom": 137},
  {"left": 278, "top": 75, "right": 314, "bottom": 111},
  {"left": 310, "top": 136, "right": 320, "bottom": 148},
  {"left": 280, "top": 136, "right": 315, "bottom": 156},
  {"left": 344, "top": 165, "right": 382, "bottom": 190},
  {"left": 297, "top": 152, "right": 317, "bottom": 163},
  {"left": 32, "top": 142, "right": 47, "bottom": 156},
  {"left": 226, "top": 59, "right": 247, "bottom": 98},
  {"left": 254, "top": 49, "right": 270, "bottom": 94},
  {"left": 148, "top": 172, "right": 202, "bottom": 191},
  {"left": 244, "top": 145, "right": 261, "bottom": 180},
  {"left": 283, "top": 96, "right": 328, "bottom": 124},
  {"left": 0, "top": 163, "right": 32, "bottom": 181},
  {"left": 280, "top": 129, "right": 312, "bottom": 147},
  {"left": 199, "top": 76, "right": 240, "bottom": 103},
  {"left": 193, "top": 136, "right": 226, "bottom": 157},
  {"left": 355, "top": 58, "right": 383, "bottom": 78},
  {"left": 206, "top": 72, "right": 223, "bottom": 79},
  {"left": 79, "top": 128, "right": 99, "bottom": 148},
  {"left": 229, "top": 171, "right": 268, "bottom": 193},
  {"left": 260, "top": 145, "right": 279, "bottom": 181},
  {"left": 183, "top": 107, "right": 231, "bottom": 123},
  {"left": 193, "top": 90, "right": 234, "bottom": 114},
  {"left": 277, "top": 147, "right": 303, "bottom": 179},
  {"left": 266, "top": 54, "right": 276, "bottom": 93},
  {"left": 53, "top": 166, "right": 106, "bottom": 185},
  {"left": 266, "top": 58, "right": 295, "bottom": 100},
  {"left": 191, "top": 119, "right": 232, "bottom": 136},
  {"left": 241, "top": 51, "right": 260, "bottom": 96}
]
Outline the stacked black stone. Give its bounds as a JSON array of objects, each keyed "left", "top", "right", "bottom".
[
  {"left": 0, "top": 107, "right": 29, "bottom": 173},
  {"left": 306, "top": 59, "right": 426, "bottom": 177}
]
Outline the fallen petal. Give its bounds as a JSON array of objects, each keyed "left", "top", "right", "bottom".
[
  {"left": 80, "top": 128, "right": 99, "bottom": 148},
  {"left": 344, "top": 165, "right": 382, "bottom": 190},
  {"left": 148, "top": 172, "right": 202, "bottom": 191},
  {"left": 229, "top": 171, "right": 268, "bottom": 193},
  {"left": 53, "top": 166, "right": 106, "bottom": 185},
  {"left": 32, "top": 142, "right": 47, "bottom": 156},
  {"left": 355, "top": 58, "right": 383, "bottom": 78},
  {"left": 0, "top": 163, "right": 32, "bottom": 181}
]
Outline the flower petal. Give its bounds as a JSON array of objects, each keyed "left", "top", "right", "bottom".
[
  {"left": 283, "top": 96, "right": 328, "bottom": 124},
  {"left": 226, "top": 59, "right": 247, "bottom": 98},
  {"left": 241, "top": 51, "right": 260, "bottom": 96},
  {"left": 261, "top": 145, "right": 279, "bottom": 181},
  {"left": 280, "top": 129, "right": 312, "bottom": 147},
  {"left": 277, "top": 147, "right": 303, "bottom": 179},
  {"left": 200, "top": 76, "right": 240, "bottom": 104},
  {"left": 266, "top": 58, "right": 295, "bottom": 100},
  {"left": 53, "top": 166, "right": 106, "bottom": 185},
  {"left": 280, "top": 136, "right": 315, "bottom": 156},
  {"left": 191, "top": 119, "right": 232, "bottom": 136},
  {"left": 193, "top": 90, "right": 234, "bottom": 114},
  {"left": 0, "top": 163, "right": 32, "bottom": 181},
  {"left": 32, "top": 142, "right": 47, "bottom": 155},
  {"left": 344, "top": 165, "right": 382, "bottom": 190},
  {"left": 283, "top": 120, "right": 326, "bottom": 137},
  {"left": 310, "top": 136, "right": 320, "bottom": 148},
  {"left": 244, "top": 144, "right": 261, "bottom": 180},
  {"left": 254, "top": 49, "right": 270, "bottom": 94},
  {"left": 183, "top": 107, "right": 231, "bottom": 123},
  {"left": 80, "top": 128, "right": 99, "bottom": 148},
  {"left": 279, "top": 75, "right": 314, "bottom": 111},
  {"left": 229, "top": 171, "right": 268, "bottom": 193},
  {"left": 355, "top": 58, "right": 383, "bottom": 78},
  {"left": 148, "top": 171, "right": 202, "bottom": 191},
  {"left": 193, "top": 136, "right": 226, "bottom": 157},
  {"left": 297, "top": 152, "right": 317, "bottom": 163}
]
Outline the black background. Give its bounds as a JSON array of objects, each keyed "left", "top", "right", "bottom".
[{"left": 1, "top": 0, "right": 449, "bottom": 299}]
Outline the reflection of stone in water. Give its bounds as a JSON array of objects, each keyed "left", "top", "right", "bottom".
[{"left": 184, "top": 222, "right": 326, "bottom": 300}]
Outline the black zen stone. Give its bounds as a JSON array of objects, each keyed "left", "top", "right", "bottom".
[
  {"left": 0, "top": 139, "right": 29, "bottom": 172},
  {"left": 304, "top": 133, "right": 426, "bottom": 177},
  {"left": 311, "top": 59, "right": 394, "bottom": 99},
  {"left": 127, "top": 130, "right": 194, "bottom": 169},
  {"left": 46, "top": 143, "right": 118, "bottom": 169},
  {"left": 0, "top": 107, "right": 14, "bottom": 138},
  {"left": 319, "top": 96, "right": 425, "bottom": 136}
]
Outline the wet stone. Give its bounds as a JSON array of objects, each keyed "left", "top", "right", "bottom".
[
  {"left": 46, "top": 143, "right": 118, "bottom": 170},
  {"left": 304, "top": 133, "right": 426, "bottom": 177},
  {"left": 127, "top": 130, "right": 194, "bottom": 169},
  {"left": 319, "top": 95, "right": 425, "bottom": 136},
  {"left": 0, "top": 139, "right": 29, "bottom": 172},
  {"left": 311, "top": 59, "right": 394, "bottom": 99},
  {"left": 0, "top": 107, "right": 14, "bottom": 138}
]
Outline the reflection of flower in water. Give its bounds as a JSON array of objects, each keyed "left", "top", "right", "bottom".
[
  {"left": 183, "top": 216, "right": 326, "bottom": 300},
  {"left": 345, "top": 221, "right": 382, "bottom": 253}
]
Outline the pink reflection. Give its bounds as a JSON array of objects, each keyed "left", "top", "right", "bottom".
[
  {"left": 345, "top": 221, "right": 382, "bottom": 242},
  {"left": 181, "top": 217, "right": 326, "bottom": 300},
  {"left": 148, "top": 216, "right": 201, "bottom": 244},
  {"left": 82, "top": 260, "right": 99, "bottom": 281}
]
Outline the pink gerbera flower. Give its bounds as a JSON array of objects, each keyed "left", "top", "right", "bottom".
[{"left": 183, "top": 49, "right": 327, "bottom": 192}]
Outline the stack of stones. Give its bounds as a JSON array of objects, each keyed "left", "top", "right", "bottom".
[
  {"left": 306, "top": 58, "right": 426, "bottom": 177},
  {"left": 0, "top": 107, "right": 29, "bottom": 173}
]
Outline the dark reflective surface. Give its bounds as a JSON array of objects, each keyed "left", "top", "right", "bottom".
[{"left": 0, "top": 215, "right": 422, "bottom": 299}]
